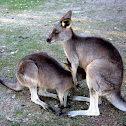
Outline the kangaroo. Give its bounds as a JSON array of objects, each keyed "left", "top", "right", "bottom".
[
  {"left": 46, "top": 10, "right": 126, "bottom": 116},
  {"left": 64, "top": 58, "right": 86, "bottom": 80},
  {"left": 0, "top": 52, "right": 74, "bottom": 114}
]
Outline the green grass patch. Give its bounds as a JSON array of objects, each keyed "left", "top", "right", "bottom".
[
  {"left": 118, "top": 117, "right": 126, "bottom": 125},
  {"left": 9, "top": 121, "right": 20, "bottom": 126},
  {"left": 14, "top": 108, "right": 23, "bottom": 115},
  {"left": 0, "top": 0, "right": 46, "bottom": 10}
]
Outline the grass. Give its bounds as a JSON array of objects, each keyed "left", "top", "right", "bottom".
[
  {"left": 0, "top": 27, "right": 43, "bottom": 79},
  {"left": 118, "top": 117, "right": 126, "bottom": 125},
  {"left": 14, "top": 108, "right": 23, "bottom": 115},
  {"left": 0, "top": 0, "right": 46, "bottom": 10},
  {"left": 10, "top": 121, "right": 21, "bottom": 126}
]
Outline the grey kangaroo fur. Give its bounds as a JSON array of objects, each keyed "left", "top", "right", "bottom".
[
  {"left": 0, "top": 52, "right": 74, "bottom": 114},
  {"left": 47, "top": 10, "right": 126, "bottom": 116}
]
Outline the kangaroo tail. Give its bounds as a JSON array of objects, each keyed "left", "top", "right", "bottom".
[
  {"left": 0, "top": 79, "right": 23, "bottom": 91},
  {"left": 106, "top": 91, "right": 126, "bottom": 111}
]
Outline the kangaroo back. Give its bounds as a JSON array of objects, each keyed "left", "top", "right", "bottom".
[{"left": 19, "top": 52, "right": 72, "bottom": 89}]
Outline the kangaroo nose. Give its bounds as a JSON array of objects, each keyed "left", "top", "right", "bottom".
[{"left": 46, "top": 38, "right": 51, "bottom": 43}]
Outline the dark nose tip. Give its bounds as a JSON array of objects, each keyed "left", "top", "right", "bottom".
[{"left": 46, "top": 38, "right": 51, "bottom": 43}]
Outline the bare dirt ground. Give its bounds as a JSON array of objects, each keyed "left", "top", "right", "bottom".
[{"left": 0, "top": 0, "right": 126, "bottom": 126}]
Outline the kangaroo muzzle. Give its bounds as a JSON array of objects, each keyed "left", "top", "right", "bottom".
[{"left": 46, "top": 38, "right": 51, "bottom": 43}]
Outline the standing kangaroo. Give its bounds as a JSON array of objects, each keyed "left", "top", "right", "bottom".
[
  {"left": 0, "top": 52, "right": 74, "bottom": 114},
  {"left": 46, "top": 10, "right": 126, "bottom": 116}
]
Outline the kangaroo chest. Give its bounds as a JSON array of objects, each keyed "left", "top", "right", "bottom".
[{"left": 62, "top": 41, "right": 79, "bottom": 63}]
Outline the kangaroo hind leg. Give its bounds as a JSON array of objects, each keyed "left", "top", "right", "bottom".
[
  {"left": 67, "top": 64, "right": 100, "bottom": 117},
  {"left": 72, "top": 96, "right": 102, "bottom": 104},
  {"left": 18, "top": 60, "right": 49, "bottom": 110},
  {"left": 67, "top": 89, "right": 99, "bottom": 117},
  {"left": 19, "top": 61, "right": 57, "bottom": 114},
  {"left": 29, "top": 86, "right": 50, "bottom": 110},
  {"left": 38, "top": 87, "right": 58, "bottom": 99}
]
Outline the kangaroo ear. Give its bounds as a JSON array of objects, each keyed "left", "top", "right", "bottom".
[
  {"left": 61, "top": 18, "right": 71, "bottom": 28},
  {"left": 61, "top": 10, "right": 72, "bottom": 20},
  {"left": 60, "top": 10, "right": 72, "bottom": 28},
  {"left": 64, "top": 63, "right": 72, "bottom": 72}
]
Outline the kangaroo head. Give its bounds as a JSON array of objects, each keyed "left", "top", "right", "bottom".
[{"left": 46, "top": 10, "right": 72, "bottom": 43}]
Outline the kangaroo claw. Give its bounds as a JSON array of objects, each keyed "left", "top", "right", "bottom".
[{"left": 48, "top": 106, "right": 58, "bottom": 116}]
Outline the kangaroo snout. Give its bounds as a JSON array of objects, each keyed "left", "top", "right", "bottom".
[{"left": 46, "top": 38, "right": 51, "bottom": 43}]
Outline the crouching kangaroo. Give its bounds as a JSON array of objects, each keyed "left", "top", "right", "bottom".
[
  {"left": 46, "top": 10, "right": 126, "bottom": 116},
  {"left": 0, "top": 52, "right": 74, "bottom": 114}
]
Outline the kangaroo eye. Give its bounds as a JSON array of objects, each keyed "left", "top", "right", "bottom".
[{"left": 55, "top": 32, "right": 59, "bottom": 35}]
